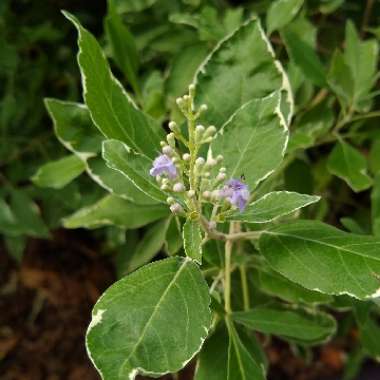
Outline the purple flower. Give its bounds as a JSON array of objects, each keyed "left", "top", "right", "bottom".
[
  {"left": 220, "top": 179, "right": 250, "bottom": 211},
  {"left": 150, "top": 154, "right": 177, "bottom": 179}
]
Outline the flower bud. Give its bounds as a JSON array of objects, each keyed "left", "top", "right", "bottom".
[
  {"left": 176, "top": 97, "right": 184, "bottom": 107},
  {"left": 168, "top": 121, "right": 178, "bottom": 132},
  {"left": 195, "top": 125, "right": 205, "bottom": 134},
  {"left": 216, "top": 154, "right": 224, "bottom": 162},
  {"left": 167, "top": 133, "right": 176, "bottom": 147},
  {"left": 160, "top": 141, "right": 166, "bottom": 147},
  {"left": 200, "top": 104, "right": 208, "bottom": 112},
  {"left": 173, "top": 183, "right": 185, "bottom": 192},
  {"left": 170, "top": 203, "right": 183, "bottom": 214},
  {"left": 182, "top": 153, "right": 190, "bottom": 161},
  {"left": 160, "top": 184, "right": 169, "bottom": 191},
  {"left": 203, "top": 171, "right": 210, "bottom": 178},
  {"left": 206, "top": 158, "right": 217, "bottom": 168},
  {"left": 205, "top": 125, "right": 217, "bottom": 137},
  {"left": 202, "top": 190, "right": 211, "bottom": 199},
  {"left": 189, "top": 83, "right": 196, "bottom": 96},
  {"left": 162, "top": 146, "right": 173, "bottom": 155},
  {"left": 219, "top": 167, "right": 227, "bottom": 173},
  {"left": 195, "top": 157, "right": 205, "bottom": 166},
  {"left": 187, "top": 190, "right": 195, "bottom": 198},
  {"left": 166, "top": 197, "right": 175, "bottom": 204},
  {"left": 208, "top": 221, "right": 216, "bottom": 230},
  {"left": 217, "top": 172, "right": 226, "bottom": 182}
]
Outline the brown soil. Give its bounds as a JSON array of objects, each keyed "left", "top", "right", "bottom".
[{"left": 0, "top": 230, "right": 378, "bottom": 380}]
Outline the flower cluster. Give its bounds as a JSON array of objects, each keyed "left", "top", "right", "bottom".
[{"left": 149, "top": 84, "right": 250, "bottom": 222}]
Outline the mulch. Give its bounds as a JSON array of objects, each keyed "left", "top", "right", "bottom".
[{"left": 0, "top": 230, "right": 378, "bottom": 380}]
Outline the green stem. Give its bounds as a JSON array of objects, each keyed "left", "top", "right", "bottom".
[
  {"left": 224, "top": 222, "right": 236, "bottom": 314},
  {"left": 239, "top": 265, "right": 250, "bottom": 311}
]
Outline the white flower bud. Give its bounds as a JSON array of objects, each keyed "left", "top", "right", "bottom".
[
  {"left": 205, "top": 126, "right": 217, "bottom": 136},
  {"left": 166, "top": 197, "right": 175, "bottom": 204},
  {"left": 162, "top": 146, "right": 173, "bottom": 155},
  {"left": 168, "top": 121, "right": 178, "bottom": 131},
  {"left": 170, "top": 203, "right": 183, "bottom": 214},
  {"left": 182, "top": 153, "right": 190, "bottom": 161},
  {"left": 219, "top": 167, "right": 227, "bottom": 173},
  {"left": 208, "top": 221, "right": 216, "bottom": 230},
  {"left": 160, "top": 141, "right": 166, "bottom": 147},
  {"left": 216, "top": 154, "right": 224, "bottom": 162},
  {"left": 183, "top": 95, "right": 190, "bottom": 102},
  {"left": 173, "top": 183, "right": 185, "bottom": 192},
  {"left": 203, "top": 171, "right": 210, "bottom": 177},
  {"left": 172, "top": 157, "right": 179, "bottom": 163},
  {"left": 189, "top": 83, "right": 196, "bottom": 94},
  {"left": 206, "top": 158, "right": 217, "bottom": 167},
  {"left": 195, "top": 157, "right": 205, "bottom": 166},
  {"left": 212, "top": 189, "right": 222, "bottom": 200},
  {"left": 217, "top": 172, "right": 226, "bottom": 181},
  {"left": 160, "top": 184, "right": 169, "bottom": 191},
  {"left": 200, "top": 104, "right": 208, "bottom": 112},
  {"left": 195, "top": 125, "right": 205, "bottom": 134},
  {"left": 202, "top": 190, "right": 211, "bottom": 199},
  {"left": 176, "top": 97, "right": 184, "bottom": 107},
  {"left": 187, "top": 190, "right": 195, "bottom": 198},
  {"left": 167, "top": 132, "right": 176, "bottom": 147}
]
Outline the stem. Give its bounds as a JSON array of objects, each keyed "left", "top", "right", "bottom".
[
  {"left": 224, "top": 222, "right": 235, "bottom": 314},
  {"left": 239, "top": 265, "right": 250, "bottom": 311}
]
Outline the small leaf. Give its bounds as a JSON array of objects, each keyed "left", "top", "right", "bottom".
[
  {"left": 32, "top": 155, "right": 85, "bottom": 189},
  {"left": 371, "top": 174, "right": 380, "bottom": 236},
  {"left": 194, "top": 18, "right": 293, "bottom": 127},
  {"left": 282, "top": 29, "right": 326, "bottom": 87},
  {"left": 183, "top": 218, "right": 203, "bottom": 264},
  {"left": 86, "top": 257, "right": 211, "bottom": 380},
  {"left": 63, "top": 11, "right": 164, "bottom": 158},
  {"left": 259, "top": 220, "right": 380, "bottom": 299},
  {"left": 327, "top": 139, "right": 372, "bottom": 192},
  {"left": 127, "top": 217, "right": 171, "bottom": 272},
  {"left": 266, "top": 0, "right": 304, "bottom": 34},
  {"left": 229, "top": 191, "right": 320, "bottom": 223},
  {"left": 226, "top": 318, "right": 266, "bottom": 380},
  {"left": 211, "top": 92, "right": 288, "bottom": 190},
  {"left": 102, "top": 139, "right": 168, "bottom": 203},
  {"left": 111, "top": 0, "right": 157, "bottom": 13},
  {"left": 105, "top": 0, "right": 140, "bottom": 96},
  {"left": 63, "top": 194, "right": 168, "bottom": 229},
  {"left": 233, "top": 306, "right": 336, "bottom": 343}
]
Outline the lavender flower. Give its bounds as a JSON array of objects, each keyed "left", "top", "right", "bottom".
[
  {"left": 150, "top": 154, "right": 177, "bottom": 179},
  {"left": 220, "top": 179, "right": 250, "bottom": 211}
]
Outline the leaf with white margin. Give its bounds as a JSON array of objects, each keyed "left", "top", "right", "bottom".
[
  {"left": 183, "top": 218, "right": 203, "bottom": 264},
  {"left": 102, "top": 139, "right": 168, "bottom": 203},
  {"left": 63, "top": 194, "right": 168, "bottom": 229},
  {"left": 193, "top": 17, "right": 293, "bottom": 127},
  {"left": 259, "top": 220, "right": 380, "bottom": 300},
  {"left": 45, "top": 98, "right": 156, "bottom": 205},
  {"left": 86, "top": 257, "right": 211, "bottom": 380},
  {"left": 233, "top": 306, "right": 336, "bottom": 343},
  {"left": 228, "top": 191, "right": 320, "bottom": 223},
  {"left": 211, "top": 92, "right": 288, "bottom": 190},
  {"left": 63, "top": 11, "right": 164, "bottom": 159}
]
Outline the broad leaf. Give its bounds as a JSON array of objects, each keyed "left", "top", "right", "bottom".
[
  {"left": 63, "top": 194, "right": 168, "bottom": 229},
  {"left": 327, "top": 139, "right": 372, "bottom": 192},
  {"left": 86, "top": 257, "right": 211, "bottom": 380},
  {"left": 194, "top": 18, "right": 293, "bottom": 127},
  {"left": 63, "top": 12, "right": 164, "bottom": 158},
  {"left": 183, "top": 218, "right": 203, "bottom": 264},
  {"left": 229, "top": 191, "right": 320, "bottom": 223},
  {"left": 211, "top": 92, "right": 288, "bottom": 190},
  {"left": 266, "top": 0, "right": 304, "bottom": 34},
  {"left": 260, "top": 220, "right": 380, "bottom": 299},
  {"left": 233, "top": 306, "right": 336, "bottom": 343},
  {"left": 102, "top": 139, "right": 168, "bottom": 203},
  {"left": 45, "top": 98, "right": 156, "bottom": 204},
  {"left": 32, "top": 155, "right": 85, "bottom": 189},
  {"left": 226, "top": 318, "right": 266, "bottom": 380}
]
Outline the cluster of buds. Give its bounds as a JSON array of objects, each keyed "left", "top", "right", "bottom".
[{"left": 149, "top": 84, "right": 250, "bottom": 219}]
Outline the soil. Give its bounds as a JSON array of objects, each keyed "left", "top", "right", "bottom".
[{"left": 0, "top": 230, "right": 379, "bottom": 380}]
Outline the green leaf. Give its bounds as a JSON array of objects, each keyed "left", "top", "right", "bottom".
[
  {"left": 112, "top": 0, "right": 157, "bottom": 13},
  {"left": 165, "top": 217, "right": 183, "bottom": 255},
  {"left": 266, "top": 0, "right": 304, "bottom": 34},
  {"left": 211, "top": 92, "right": 288, "bottom": 190},
  {"left": 4, "top": 235, "right": 27, "bottom": 262},
  {"left": 183, "top": 218, "right": 203, "bottom": 264},
  {"left": 344, "top": 21, "right": 379, "bottom": 110},
  {"left": 102, "top": 139, "right": 168, "bottom": 203},
  {"left": 194, "top": 18, "right": 293, "bottom": 128},
  {"left": 226, "top": 318, "right": 266, "bottom": 380},
  {"left": 105, "top": 0, "right": 140, "bottom": 96},
  {"left": 86, "top": 257, "right": 211, "bottom": 380},
  {"left": 358, "top": 315, "right": 380, "bottom": 359},
  {"left": 32, "top": 155, "right": 85, "bottom": 189},
  {"left": 369, "top": 139, "right": 380, "bottom": 175},
  {"left": 327, "top": 139, "right": 372, "bottom": 192},
  {"left": 63, "top": 194, "right": 168, "bottom": 229},
  {"left": 327, "top": 50, "right": 355, "bottom": 108},
  {"left": 229, "top": 191, "right": 320, "bottom": 223},
  {"left": 259, "top": 220, "right": 380, "bottom": 299},
  {"left": 371, "top": 174, "right": 380, "bottom": 236},
  {"left": 45, "top": 99, "right": 157, "bottom": 205},
  {"left": 282, "top": 29, "right": 326, "bottom": 87},
  {"left": 127, "top": 217, "right": 171, "bottom": 272},
  {"left": 0, "top": 197, "right": 21, "bottom": 236},
  {"left": 233, "top": 306, "right": 336, "bottom": 343},
  {"left": 257, "top": 268, "right": 333, "bottom": 304},
  {"left": 63, "top": 11, "right": 164, "bottom": 158}
]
